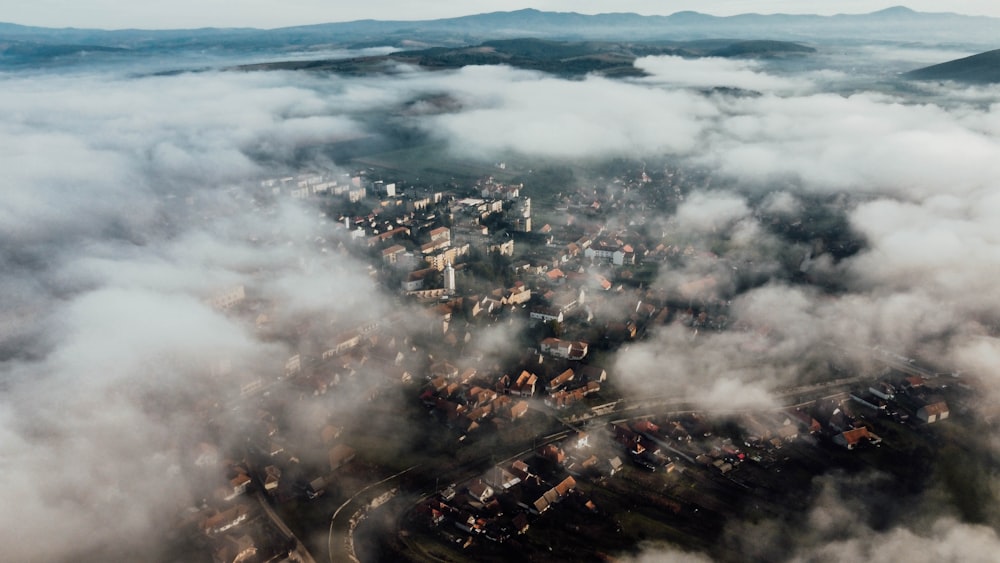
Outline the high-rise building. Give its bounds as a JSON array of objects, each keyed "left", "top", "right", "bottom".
[{"left": 444, "top": 262, "right": 456, "bottom": 294}]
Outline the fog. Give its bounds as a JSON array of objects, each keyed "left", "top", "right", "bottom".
[{"left": 3, "top": 36, "right": 1000, "bottom": 562}]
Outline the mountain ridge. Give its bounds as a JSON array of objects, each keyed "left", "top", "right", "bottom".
[
  {"left": 2, "top": 7, "right": 999, "bottom": 61},
  {"left": 904, "top": 48, "right": 1000, "bottom": 83}
]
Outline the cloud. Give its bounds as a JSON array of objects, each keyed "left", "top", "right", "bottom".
[
  {"left": 0, "top": 63, "right": 400, "bottom": 561},
  {"left": 635, "top": 55, "right": 813, "bottom": 92},
  {"left": 422, "top": 65, "right": 716, "bottom": 159},
  {"left": 6, "top": 24, "right": 1000, "bottom": 563},
  {"left": 673, "top": 191, "right": 751, "bottom": 233}
]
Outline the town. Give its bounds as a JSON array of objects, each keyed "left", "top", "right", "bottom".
[{"left": 173, "top": 164, "right": 985, "bottom": 563}]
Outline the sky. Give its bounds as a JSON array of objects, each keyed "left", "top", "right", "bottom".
[{"left": 4, "top": 0, "right": 1000, "bottom": 29}]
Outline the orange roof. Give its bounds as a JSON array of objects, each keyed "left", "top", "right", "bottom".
[
  {"left": 841, "top": 427, "right": 871, "bottom": 445},
  {"left": 554, "top": 476, "right": 577, "bottom": 496}
]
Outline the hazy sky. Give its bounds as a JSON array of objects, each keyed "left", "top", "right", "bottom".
[{"left": 4, "top": 0, "right": 1000, "bottom": 29}]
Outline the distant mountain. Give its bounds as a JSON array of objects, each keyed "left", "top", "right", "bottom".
[
  {"left": 903, "top": 48, "right": 1000, "bottom": 83},
  {"left": 2, "top": 6, "right": 999, "bottom": 65},
  {"left": 236, "top": 37, "right": 816, "bottom": 77}
]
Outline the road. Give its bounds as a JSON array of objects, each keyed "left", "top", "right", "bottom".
[
  {"left": 328, "top": 466, "right": 418, "bottom": 563},
  {"left": 255, "top": 492, "right": 316, "bottom": 563}
]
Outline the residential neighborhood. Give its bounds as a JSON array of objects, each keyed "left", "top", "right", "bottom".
[{"left": 170, "top": 166, "right": 979, "bottom": 563}]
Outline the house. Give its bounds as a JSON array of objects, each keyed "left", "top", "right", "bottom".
[
  {"left": 402, "top": 268, "right": 435, "bottom": 292},
  {"left": 786, "top": 408, "right": 822, "bottom": 434},
  {"left": 328, "top": 444, "right": 357, "bottom": 471},
  {"left": 632, "top": 420, "right": 660, "bottom": 435},
  {"left": 430, "top": 361, "right": 459, "bottom": 380},
  {"left": 509, "top": 400, "right": 529, "bottom": 420},
  {"left": 546, "top": 268, "right": 566, "bottom": 284},
  {"left": 511, "top": 371, "right": 538, "bottom": 397},
  {"left": 547, "top": 369, "right": 575, "bottom": 392},
  {"left": 201, "top": 505, "right": 251, "bottom": 536},
  {"left": 512, "top": 513, "right": 530, "bottom": 535},
  {"left": 607, "top": 456, "right": 624, "bottom": 476},
  {"left": 468, "top": 480, "right": 495, "bottom": 503},
  {"left": 529, "top": 307, "right": 564, "bottom": 323},
  {"left": 553, "top": 476, "right": 577, "bottom": 499},
  {"left": 580, "top": 365, "right": 607, "bottom": 383},
  {"left": 547, "top": 388, "right": 586, "bottom": 409},
  {"left": 322, "top": 331, "right": 361, "bottom": 359},
  {"left": 510, "top": 461, "right": 532, "bottom": 483},
  {"left": 584, "top": 240, "right": 635, "bottom": 266},
  {"left": 224, "top": 473, "right": 252, "bottom": 501},
  {"left": 539, "top": 338, "right": 589, "bottom": 361},
  {"left": 263, "top": 466, "right": 281, "bottom": 493},
  {"left": 538, "top": 444, "right": 566, "bottom": 465},
  {"left": 917, "top": 401, "right": 949, "bottom": 423},
  {"left": 502, "top": 283, "right": 532, "bottom": 306},
  {"left": 833, "top": 427, "right": 882, "bottom": 450},
  {"left": 212, "top": 533, "right": 257, "bottom": 563}
]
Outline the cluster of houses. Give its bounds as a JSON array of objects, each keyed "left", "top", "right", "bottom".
[
  {"left": 202, "top": 166, "right": 970, "bottom": 559},
  {"left": 849, "top": 375, "right": 950, "bottom": 425},
  {"left": 182, "top": 443, "right": 287, "bottom": 563},
  {"left": 420, "top": 357, "right": 610, "bottom": 436},
  {"left": 416, "top": 431, "right": 617, "bottom": 548}
]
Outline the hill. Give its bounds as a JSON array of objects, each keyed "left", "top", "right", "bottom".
[
  {"left": 903, "top": 48, "right": 1000, "bottom": 83},
  {"left": 2, "top": 6, "right": 1000, "bottom": 62},
  {"left": 236, "top": 37, "right": 816, "bottom": 77}
]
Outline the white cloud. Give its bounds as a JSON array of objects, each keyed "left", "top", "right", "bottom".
[
  {"left": 636, "top": 55, "right": 813, "bottom": 93},
  {"left": 424, "top": 65, "right": 716, "bottom": 159}
]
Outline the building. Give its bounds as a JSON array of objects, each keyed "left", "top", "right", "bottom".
[
  {"left": 208, "top": 285, "right": 246, "bottom": 311},
  {"left": 444, "top": 262, "right": 456, "bottom": 294},
  {"left": 382, "top": 244, "right": 407, "bottom": 265},
  {"left": 539, "top": 338, "right": 589, "bottom": 360},
  {"left": 547, "top": 369, "right": 575, "bottom": 392},
  {"left": 201, "top": 505, "right": 251, "bottom": 536},
  {"left": 584, "top": 241, "right": 635, "bottom": 266},
  {"left": 529, "top": 307, "right": 563, "bottom": 323},
  {"left": 426, "top": 244, "right": 470, "bottom": 271},
  {"left": 833, "top": 427, "right": 882, "bottom": 450},
  {"left": 917, "top": 401, "right": 949, "bottom": 423},
  {"left": 507, "top": 197, "right": 532, "bottom": 232},
  {"left": 429, "top": 226, "right": 451, "bottom": 242}
]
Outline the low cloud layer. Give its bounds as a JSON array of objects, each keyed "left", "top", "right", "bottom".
[
  {"left": 0, "top": 65, "right": 395, "bottom": 561},
  {"left": 5, "top": 35, "right": 1000, "bottom": 563}
]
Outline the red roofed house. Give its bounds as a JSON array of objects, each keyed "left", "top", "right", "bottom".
[
  {"left": 511, "top": 371, "right": 538, "bottom": 397},
  {"left": 547, "top": 369, "right": 575, "bottom": 392},
  {"left": 833, "top": 427, "right": 882, "bottom": 450}
]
